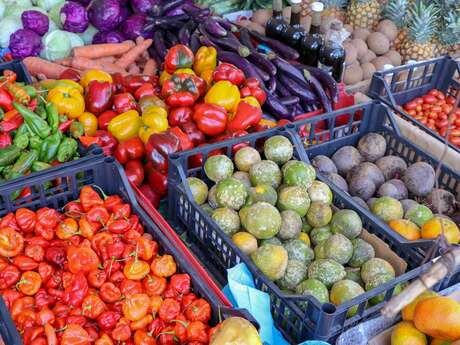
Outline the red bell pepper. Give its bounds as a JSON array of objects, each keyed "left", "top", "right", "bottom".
[
  {"left": 168, "top": 107, "right": 192, "bottom": 126},
  {"left": 239, "top": 78, "right": 266, "bottom": 105},
  {"left": 93, "top": 130, "right": 118, "bottom": 155},
  {"left": 124, "top": 159, "right": 144, "bottom": 187},
  {"left": 227, "top": 101, "right": 262, "bottom": 132},
  {"left": 112, "top": 93, "right": 137, "bottom": 114},
  {"left": 179, "top": 121, "right": 205, "bottom": 147},
  {"left": 79, "top": 136, "right": 101, "bottom": 148},
  {"left": 134, "top": 83, "right": 156, "bottom": 101},
  {"left": 59, "top": 69, "right": 81, "bottom": 82},
  {"left": 58, "top": 119, "right": 74, "bottom": 132},
  {"left": 213, "top": 63, "right": 245, "bottom": 86},
  {"left": 164, "top": 45, "right": 194, "bottom": 74},
  {"left": 139, "top": 184, "right": 160, "bottom": 208},
  {"left": 192, "top": 103, "right": 227, "bottom": 136},
  {"left": 145, "top": 132, "right": 179, "bottom": 173},
  {"left": 98, "top": 110, "right": 118, "bottom": 131},
  {"left": 161, "top": 74, "right": 203, "bottom": 107},
  {"left": 168, "top": 127, "right": 193, "bottom": 151},
  {"left": 114, "top": 137, "right": 145, "bottom": 164},
  {"left": 123, "top": 75, "right": 156, "bottom": 94},
  {"left": 0, "top": 132, "right": 11, "bottom": 148},
  {"left": 212, "top": 130, "right": 249, "bottom": 155},
  {"left": 85, "top": 80, "right": 112, "bottom": 114},
  {"left": 111, "top": 73, "right": 126, "bottom": 94},
  {"left": 146, "top": 165, "right": 168, "bottom": 197},
  {"left": 0, "top": 113, "right": 23, "bottom": 132},
  {"left": 0, "top": 88, "right": 13, "bottom": 111}
]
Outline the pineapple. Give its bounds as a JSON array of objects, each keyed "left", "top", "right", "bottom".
[
  {"left": 382, "top": 0, "right": 409, "bottom": 50},
  {"left": 434, "top": 1, "right": 460, "bottom": 56},
  {"left": 399, "top": 0, "right": 439, "bottom": 63},
  {"left": 346, "top": 0, "right": 382, "bottom": 30},
  {"left": 301, "top": 0, "right": 348, "bottom": 22}
]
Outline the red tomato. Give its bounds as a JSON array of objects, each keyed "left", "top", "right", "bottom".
[
  {"left": 423, "top": 95, "right": 437, "bottom": 104},
  {"left": 404, "top": 101, "right": 417, "bottom": 111},
  {"left": 414, "top": 97, "right": 423, "bottom": 105}
]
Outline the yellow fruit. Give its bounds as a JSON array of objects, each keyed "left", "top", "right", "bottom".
[
  {"left": 421, "top": 217, "right": 460, "bottom": 244},
  {"left": 388, "top": 219, "right": 421, "bottom": 240},
  {"left": 232, "top": 232, "right": 258, "bottom": 255},
  {"left": 402, "top": 290, "right": 438, "bottom": 321},
  {"left": 346, "top": 0, "right": 382, "bottom": 30},
  {"left": 298, "top": 233, "right": 311, "bottom": 246},
  {"left": 391, "top": 321, "right": 427, "bottom": 345}
]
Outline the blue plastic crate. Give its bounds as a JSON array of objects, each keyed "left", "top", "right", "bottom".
[
  {"left": 0, "top": 60, "right": 32, "bottom": 84},
  {"left": 166, "top": 125, "right": 460, "bottom": 343},
  {"left": 0, "top": 156, "right": 251, "bottom": 345},
  {"left": 368, "top": 56, "right": 460, "bottom": 153}
]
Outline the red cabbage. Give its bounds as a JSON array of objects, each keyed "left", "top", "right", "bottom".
[
  {"left": 122, "top": 14, "right": 152, "bottom": 40},
  {"left": 60, "top": 1, "right": 89, "bottom": 33},
  {"left": 119, "top": 5, "right": 130, "bottom": 23},
  {"left": 21, "top": 10, "right": 49, "bottom": 36},
  {"left": 88, "top": 0, "right": 121, "bottom": 31},
  {"left": 92, "top": 31, "right": 125, "bottom": 44},
  {"left": 131, "top": 0, "right": 160, "bottom": 14},
  {"left": 9, "top": 29, "right": 42, "bottom": 59}
]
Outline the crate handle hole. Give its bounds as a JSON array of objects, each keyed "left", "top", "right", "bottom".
[
  {"left": 321, "top": 303, "right": 336, "bottom": 314},
  {"left": 170, "top": 153, "right": 180, "bottom": 160},
  {"left": 92, "top": 147, "right": 103, "bottom": 155},
  {"left": 104, "top": 156, "right": 115, "bottom": 163}
]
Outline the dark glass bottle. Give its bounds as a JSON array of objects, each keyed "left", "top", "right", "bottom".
[
  {"left": 319, "top": 22, "right": 346, "bottom": 82},
  {"left": 300, "top": 1, "right": 323, "bottom": 67},
  {"left": 281, "top": 0, "right": 305, "bottom": 49},
  {"left": 265, "top": 0, "right": 288, "bottom": 40}
]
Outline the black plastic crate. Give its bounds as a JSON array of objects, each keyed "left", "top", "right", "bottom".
[
  {"left": 0, "top": 60, "right": 32, "bottom": 84},
  {"left": 0, "top": 156, "right": 249, "bottom": 345},
  {"left": 167, "top": 126, "right": 460, "bottom": 343},
  {"left": 368, "top": 56, "right": 460, "bottom": 153},
  {"left": 291, "top": 101, "right": 460, "bottom": 253}
]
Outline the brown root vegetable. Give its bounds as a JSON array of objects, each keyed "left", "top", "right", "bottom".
[
  {"left": 351, "top": 38, "right": 368, "bottom": 59},
  {"left": 426, "top": 189, "right": 456, "bottom": 215},
  {"left": 367, "top": 32, "right": 390, "bottom": 55},
  {"left": 376, "top": 155, "right": 407, "bottom": 181},
  {"left": 326, "top": 173, "right": 349, "bottom": 193},
  {"left": 384, "top": 50, "right": 402, "bottom": 66},
  {"left": 403, "top": 162, "right": 435, "bottom": 197},
  {"left": 252, "top": 9, "right": 272, "bottom": 26},
  {"left": 400, "top": 199, "right": 419, "bottom": 213},
  {"left": 362, "top": 62, "right": 377, "bottom": 80},
  {"left": 376, "top": 19, "right": 398, "bottom": 41},
  {"left": 353, "top": 28, "right": 371, "bottom": 41},
  {"left": 358, "top": 133, "right": 387, "bottom": 162},
  {"left": 312, "top": 155, "right": 338, "bottom": 174},
  {"left": 352, "top": 196, "right": 369, "bottom": 210},
  {"left": 372, "top": 56, "right": 392, "bottom": 71},
  {"left": 347, "top": 162, "right": 385, "bottom": 188},
  {"left": 344, "top": 42, "right": 358, "bottom": 65},
  {"left": 360, "top": 50, "right": 377, "bottom": 64},
  {"left": 332, "top": 146, "right": 363, "bottom": 176},
  {"left": 377, "top": 179, "right": 408, "bottom": 200},
  {"left": 349, "top": 175, "right": 376, "bottom": 201},
  {"left": 343, "top": 64, "right": 363, "bottom": 85}
]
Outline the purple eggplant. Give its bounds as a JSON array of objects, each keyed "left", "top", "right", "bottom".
[
  {"left": 280, "top": 96, "right": 299, "bottom": 106},
  {"left": 303, "top": 69, "right": 333, "bottom": 112},
  {"left": 144, "top": 14, "right": 189, "bottom": 31},
  {"left": 249, "top": 30, "right": 299, "bottom": 60},
  {"left": 271, "top": 56, "right": 306, "bottom": 83},
  {"left": 204, "top": 18, "right": 227, "bottom": 37},
  {"left": 239, "top": 28, "right": 255, "bottom": 50},
  {"left": 189, "top": 33, "right": 201, "bottom": 53},
  {"left": 199, "top": 34, "right": 217, "bottom": 48},
  {"left": 178, "top": 20, "right": 195, "bottom": 45},
  {"left": 248, "top": 52, "right": 276, "bottom": 76},
  {"left": 275, "top": 81, "right": 291, "bottom": 97},
  {"left": 264, "top": 93, "right": 292, "bottom": 119},
  {"left": 153, "top": 30, "right": 167, "bottom": 59},
  {"left": 266, "top": 76, "right": 276, "bottom": 93},
  {"left": 214, "top": 17, "right": 237, "bottom": 32},
  {"left": 278, "top": 74, "right": 316, "bottom": 102},
  {"left": 296, "top": 64, "right": 339, "bottom": 103},
  {"left": 148, "top": 46, "right": 162, "bottom": 65},
  {"left": 254, "top": 66, "right": 269, "bottom": 81},
  {"left": 165, "top": 30, "right": 179, "bottom": 46},
  {"left": 205, "top": 30, "right": 250, "bottom": 57},
  {"left": 217, "top": 50, "right": 262, "bottom": 83},
  {"left": 160, "top": 0, "right": 185, "bottom": 16}
]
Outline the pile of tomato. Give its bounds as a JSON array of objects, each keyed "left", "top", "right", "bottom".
[
  {"left": 402, "top": 89, "right": 460, "bottom": 146},
  {"left": 0, "top": 186, "right": 218, "bottom": 345}
]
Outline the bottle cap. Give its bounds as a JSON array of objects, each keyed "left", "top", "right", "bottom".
[
  {"left": 290, "top": 0, "right": 302, "bottom": 5},
  {"left": 311, "top": 2, "right": 324, "bottom": 12},
  {"left": 383, "top": 64, "right": 394, "bottom": 71}
]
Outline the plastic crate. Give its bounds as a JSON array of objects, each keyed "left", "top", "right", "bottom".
[
  {"left": 0, "top": 60, "right": 32, "bottom": 84},
  {"left": 0, "top": 156, "right": 253, "bottom": 345},
  {"left": 368, "top": 56, "right": 460, "bottom": 153},
  {"left": 291, "top": 100, "right": 460, "bottom": 253},
  {"left": 166, "top": 126, "right": 460, "bottom": 343}
]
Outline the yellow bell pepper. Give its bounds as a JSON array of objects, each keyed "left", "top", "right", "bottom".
[
  {"left": 108, "top": 110, "right": 142, "bottom": 141},
  {"left": 204, "top": 80, "right": 240, "bottom": 112},
  {"left": 193, "top": 46, "right": 217, "bottom": 76},
  {"left": 40, "top": 79, "right": 84, "bottom": 94},
  {"left": 174, "top": 68, "right": 195, "bottom": 75},
  {"left": 80, "top": 70, "right": 113, "bottom": 88},
  {"left": 138, "top": 105, "right": 169, "bottom": 143},
  {"left": 78, "top": 112, "right": 98, "bottom": 136},
  {"left": 200, "top": 69, "right": 214, "bottom": 90},
  {"left": 241, "top": 96, "right": 260, "bottom": 108},
  {"left": 159, "top": 71, "right": 171, "bottom": 86},
  {"left": 47, "top": 86, "right": 85, "bottom": 119}
]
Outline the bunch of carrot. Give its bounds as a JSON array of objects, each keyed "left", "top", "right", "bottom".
[{"left": 23, "top": 37, "right": 156, "bottom": 79}]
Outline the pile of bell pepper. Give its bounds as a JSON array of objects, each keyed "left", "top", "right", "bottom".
[
  {"left": 0, "top": 186, "right": 222, "bottom": 344},
  {"left": 0, "top": 70, "right": 81, "bottom": 190}
]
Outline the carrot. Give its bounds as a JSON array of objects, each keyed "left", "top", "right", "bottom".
[
  {"left": 143, "top": 59, "right": 157, "bottom": 76},
  {"left": 116, "top": 39, "right": 153, "bottom": 69},
  {"left": 128, "top": 64, "right": 140, "bottom": 74},
  {"left": 136, "top": 36, "right": 144, "bottom": 45},
  {"left": 95, "top": 56, "right": 116, "bottom": 63},
  {"left": 23, "top": 57, "right": 68, "bottom": 79},
  {"left": 71, "top": 57, "right": 126, "bottom": 74},
  {"left": 73, "top": 41, "right": 135, "bottom": 59},
  {"left": 55, "top": 57, "right": 72, "bottom": 66}
]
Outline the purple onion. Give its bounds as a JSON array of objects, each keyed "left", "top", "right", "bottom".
[
  {"left": 21, "top": 10, "right": 49, "bottom": 36},
  {"left": 9, "top": 29, "right": 42, "bottom": 59}
]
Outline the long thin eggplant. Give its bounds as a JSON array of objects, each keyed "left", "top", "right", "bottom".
[
  {"left": 255, "top": 66, "right": 269, "bottom": 82},
  {"left": 165, "top": 30, "right": 179, "bottom": 47},
  {"left": 263, "top": 93, "right": 292, "bottom": 119},
  {"left": 144, "top": 14, "right": 189, "bottom": 31},
  {"left": 178, "top": 20, "right": 194, "bottom": 45},
  {"left": 303, "top": 70, "right": 333, "bottom": 112},
  {"left": 239, "top": 28, "right": 255, "bottom": 50},
  {"left": 271, "top": 56, "right": 306, "bottom": 83},
  {"left": 247, "top": 52, "right": 276, "bottom": 76},
  {"left": 153, "top": 30, "right": 167, "bottom": 60},
  {"left": 148, "top": 46, "right": 162, "bottom": 66},
  {"left": 204, "top": 18, "right": 228, "bottom": 37},
  {"left": 199, "top": 34, "right": 217, "bottom": 48},
  {"left": 217, "top": 50, "right": 262, "bottom": 83},
  {"left": 147, "top": 5, "right": 161, "bottom": 17},
  {"left": 280, "top": 96, "right": 300, "bottom": 106},
  {"left": 249, "top": 30, "right": 299, "bottom": 60},
  {"left": 275, "top": 81, "right": 291, "bottom": 97},
  {"left": 297, "top": 64, "right": 339, "bottom": 103},
  {"left": 265, "top": 76, "right": 276, "bottom": 93},
  {"left": 189, "top": 33, "right": 201, "bottom": 53},
  {"left": 278, "top": 74, "right": 317, "bottom": 102},
  {"left": 207, "top": 35, "right": 250, "bottom": 57},
  {"left": 159, "top": 0, "right": 185, "bottom": 16},
  {"left": 214, "top": 17, "right": 238, "bottom": 32}
]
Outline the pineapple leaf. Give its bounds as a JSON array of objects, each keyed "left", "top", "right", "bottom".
[
  {"left": 383, "top": 0, "right": 409, "bottom": 28},
  {"left": 406, "top": 0, "right": 439, "bottom": 43}
]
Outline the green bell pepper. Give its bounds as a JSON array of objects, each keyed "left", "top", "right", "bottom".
[
  {"left": 0, "top": 145, "right": 21, "bottom": 167},
  {"left": 4, "top": 150, "right": 38, "bottom": 180},
  {"left": 13, "top": 124, "right": 30, "bottom": 150},
  {"left": 31, "top": 161, "right": 52, "bottom": 172},
  {"left": 46, "top": 102, "right": 59, "bottom": 133},
  {"left": 29, "top": 136, "right": 43, "bottom": 151},
  {"left": 35, "top": 103, "right": 47, "bottom": 120},
  {"left": 13, "top": 102, "right": 50, "bottom": 139},
  {"left": 39, "top": 131, "right": 62, "bottom": 162},
  {"left": 56, "top": 137, "right": 78, "bottom": 163}
]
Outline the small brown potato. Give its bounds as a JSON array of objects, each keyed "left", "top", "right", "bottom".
[
  {"left": 372, "top": 56, "right": 392, "bottom": 71},
  {"left": 344, "top": 42, "right": 358, "bottom": 65},
  {"left": 343, "top": 64, "right": 363, "bottom": 85},
  {"left": 353, "top": 28, "right": 370, "bottom": 41},
  {"left": 376, "top": 19, "right": 398, "bottom": 41},
  {"left": 238, "top": 19, "right": 266, "bottom": 35},
  {"left": 359, "top": 50, "right": 376, "bottom": 64},
  {"left": 351, "top": 38, "right": 368, "bottom": 59},
  {"left": 252, "top": 9, "right": 272, "bottom": 26},
  {"left": 367, "top": 32, "right": 390, "bottom": 55},
  {"left": 384, "top": 50, "right": 402, "bottom": 66},
  {"left": 361, "top": 62, "right": 376, "bottom": 80}
]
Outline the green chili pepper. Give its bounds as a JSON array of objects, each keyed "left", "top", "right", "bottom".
[
  {"left": 4, "top": 150, "right": 38, "bottom": 180},
  {"left": 13, "top": 124, "right": 30, "bottom": 150},
  {"left": 0, "top": 145, "right": 21, "bottom": 166},
  {"left": 39, "top": 131, "right": 62, "bottom": 162},
  {"left": 13, "top": 102, "right": 50, "bottom": 139},
  {"left": 23, "top": 85, "right": 37, "bottom": 98},
  {"left": 56, "top": 137, "right": 78, "bottom": 163},
  {"left": 0, "top": 109, "right": 4, "bottom": 121},
  {"left": 46, "top": 102, "right": 59, "bottom": 133},
  {"left": 31, "top": 161, "right": 52, "bottom": 172},
  {"left": 35, "top": 103, "right": 47, "bottom": 119},
  {"left": 29, "top": 136, "right": 43, "bottom": 151},
  {"left": 69, "top": 121, "right": 84, "bottom": 139},
  {"left": 59, "top": 115, "right": 68, "bottom": 123},
  {"left": 2, "top": 165, "right": 12, "bottom": 178}
]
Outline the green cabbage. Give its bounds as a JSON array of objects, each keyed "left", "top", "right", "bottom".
[
  {"left": 0, "top": 15, "right": 22, "bottom": 47},
  {"left": 48, "top": 0, "right": 64, "bottom": 27},
  {"left": 65, "top": 31, "right": 83, "bottom": 48},
  {"left": 4, "top": 0, "right": 32, "bottom": 8},
  {"left": 0, "top": 1, "right": 6, "bottom": 19},
  {"left": 77, "top": 24, "right": 98, "bottom": 45},
  {"left": 34, "top": 0, "right": 61, "bottom": 11},
  {"left": 4, "top": 5, "right": 46, "bottom": 17},
  {"left": 40, "top": 29, "right": 71, "bottom": 60}
]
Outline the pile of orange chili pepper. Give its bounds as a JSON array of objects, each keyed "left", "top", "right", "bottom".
[{"left": 0, "top": 186, "right": 220, "bottom": 345}]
